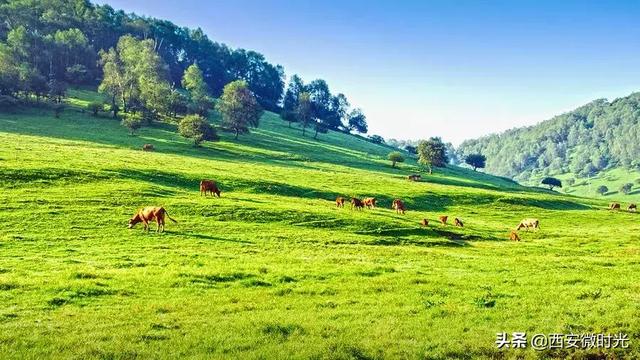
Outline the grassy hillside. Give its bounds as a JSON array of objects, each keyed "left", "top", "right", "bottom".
[
  {"left": 552, "top": 168, "right": 640, "bottom": 202},
  {"left": 1, "top": 92, "right": 640, "bottom": 359}
]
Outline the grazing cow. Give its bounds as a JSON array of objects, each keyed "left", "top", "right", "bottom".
[
  {"left": 336, "top": 197, "right": 345, "bottom": 208},
  {"left": 200, "top": 180, "right": 221, "bottom": 197},
  {"left": 392, "top": 199, "right": 406, "bottom": 214},
  {"left": 438, "top": 215, "right": 448, "bottom": 225},
  {"left": 142, "top": 144, "right": 154, "bottom": 152},
  {"left": 128, "top": 206, "right": 177, "bottom": 233},
  {"left": 609, "top": 202, "right": 621, "bottom": 210},
  {"left": 420, "top": 218, "right": 429, "bottom": 226},
  {"left": 454, "top": 218, "right": 464, "bottom": 227},
  {"left": 628, "top": 203, "right": 637, "bottom": 212},
  {"left": 509, "top": 231, "right": 521, "bottom": 241},
  {"left": 407, "top": 174, "right": 421, "bottom": 181},
  {"left": 516, "top": 218, "right": 539, "bottom": 231},
  {"left": 351, "top": 197, "right": 364, "bottom": 210},
  {"left": 363, "top": 197, "right": 376, "bottom": 209}
]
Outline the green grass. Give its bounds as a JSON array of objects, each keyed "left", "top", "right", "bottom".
[{"left": 1, "top": 93, "right": 640, "bottom": 359}]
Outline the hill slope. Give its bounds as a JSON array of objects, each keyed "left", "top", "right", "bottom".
[
  {"left": 458, "top": 92, "right": 640, "bottom": 184},
  {"left": 1, "top": 92, "right": 639, "bottom": 358}
]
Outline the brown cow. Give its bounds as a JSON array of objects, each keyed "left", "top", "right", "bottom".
[
  {"left": 200, "top": 180, "right": 221, "bottom": 197},
  {"left": 142, "top": 144, "right": 154, "bottom": 152},
  {"left": 420, "top": 218, "right": 429, "bottom": 226},
  {"left": 509, "top": 231, "right": 521, "bottom": 241},
  {"left": 609, "top": 202, "right": 621, "bottom": 210},
  {"left": 407, "top": 174, "right": 421, "bottom": 181},
  {"left": 454, "top": 218, "right": 464, "bottom": 227},
  {"left": 516, "top": 218, "right": 539, "bottom": 231},
  {"left": 392, "top": 199, "right": 405, "bottom": 214},
  {"left": 628, "top": 203, "right": 637, "bottom": 212},
  {"left": 128, "top": 206, "right": 177, "bottom": 233},
  {"left": 351, "top": 197, "right": 364, "bottom": 210},
  {"left": 438, "top": 215, "right": 448, "bottom": 225},
  {"left": 363, "top": 197, "right": 376, "bottom": 209},
  {"left": 336, "top": 197, "right": 345, "bottom": 208}
]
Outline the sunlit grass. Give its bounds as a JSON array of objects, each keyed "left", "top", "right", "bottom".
[{"left": 0, "top": 91, "right": 639, "bottom": 359}]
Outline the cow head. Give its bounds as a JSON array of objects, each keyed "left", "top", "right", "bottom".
[{"left": 128, "top": 214, "right": 141, "bottom": 228}]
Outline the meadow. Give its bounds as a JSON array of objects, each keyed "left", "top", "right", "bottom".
[{"left": 1, "top": 92, "right": 640, "bottom": 359}]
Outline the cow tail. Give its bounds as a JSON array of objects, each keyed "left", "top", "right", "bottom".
[{"left": 165, "top": 210, "right": 178, "bottom": 223}]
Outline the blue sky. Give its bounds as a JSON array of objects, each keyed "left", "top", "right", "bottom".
[{"left": 96, "top": 0, "right": 640, "bottom": 145}]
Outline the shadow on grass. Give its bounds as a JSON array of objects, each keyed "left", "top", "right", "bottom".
[{"left": 186, "top": 232, "right": 253, "bottom": 244}]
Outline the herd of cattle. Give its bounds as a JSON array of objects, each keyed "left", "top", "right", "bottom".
[{"left": 127, "top": 180, "right": 637, "bottom": 240}]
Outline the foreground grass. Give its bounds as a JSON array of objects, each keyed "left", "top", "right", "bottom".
[{"left": 1, "top": 101, "right": 640, "bottom": 359}]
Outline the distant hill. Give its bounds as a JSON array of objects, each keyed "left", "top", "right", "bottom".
[{"left": 458, "top": 92, "right": 640, "bottom": 184}]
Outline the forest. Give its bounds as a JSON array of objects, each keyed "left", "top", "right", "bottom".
[
  {"left": 458, "top": 92, "right": 640, "bottom": 182},
  {"left": 0, "top": 0, "right": 366, "bottom": 134}
]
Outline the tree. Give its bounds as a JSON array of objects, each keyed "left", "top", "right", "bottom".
[
  {"left": 178, "top": 114, "right": 218, "bottom": 146},
  {"left": 216, "top": 80, "right": 263, "bottom": 139},
  {"left": 417, "top": 137, "right": 448, "bottom": 174},
  {"left": 388, "top": 151, "right": 405, "bottom": 168},
  {"left": 121, "top": 114, "right": 142, "bottom": 135},
  {"left": 296, "top": 92, "right": 314, "bottom": 136},
  {"left": 313, "top": 120, "right": 328, "bottom": 140},
  {"left": 541, "top": 177, "right": 562, "bottom": 190},
  {"left": 99, "top": 35, "right": 171, "bottom": 115},
  {"left": 369, "top": 135, "right": 385, "bottom": 144},
  {"left": 404, "top": 145, "right": 417, "bottom": 155},
  {"left": 347, "top": 108, "right": 368, "bottom": 134},
  {"left": 596, "top": 185, "right": 609, "bottom": 196},
  {"left": 182, "top": 63, "right": 211, "bottom": 115},
  {"left": 620, "top": 183, "right": 633, "bottom": 195},
  {"left": 465, "top": 153, "right": 486, "bottom": 171},
  {"left": 283, "top": 75, "right": 304, "bottom": 113}
]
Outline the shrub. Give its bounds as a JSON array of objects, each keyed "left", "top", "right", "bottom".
[
  {"left": 387, "top": 151, "right": 405, "bottom": 168},
  {"left": 368, "top": 135, "right": 385, "bottom": 144},
  {"left": 596, "top": 185, "right": 608, "bottom": 195},
  {"left": 620, "top": 183, "right": 633, "bottom": 195},
  {"left": 87, "top": 102, "right": 103, "bottom": 116},
  {"left": 178, "top": 114, "right": 218, "bottom": 146},
  {"left": 121, "top": 113, "right": 143, "bottom": 135},
  {"left": 565, "top": 178, "right": 576, "bottom": 186}
]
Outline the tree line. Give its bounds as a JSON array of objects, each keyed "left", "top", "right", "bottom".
[
  {"left": 0, "top": 0, "right": 368, "bottom": 133},
  {"left": 458, "top": 92, "right": 640, "bottom": 182}
]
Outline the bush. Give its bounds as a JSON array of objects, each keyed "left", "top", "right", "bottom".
[
  {"left": 565, "top": 178, "right": 576, "bottom": 186},
  {"left": 596, "top": 185, "right": 608, "bottom": 195},
  {"left": 178, "top": 114, "right": 218, "bottom": 146},
  {"left": 368, "top": 135, "right": 385, "bottom": 144},
  {"left": 87, "top": 102, "right": 103, "bottom": 116},
  {"left": 0, "top": 95, "right": 18, "bottom": 111},
  {"left": 620, "top": 182, "right": 633, "bottom": 195},
  {"left": 387, "top": 151, "right": 405, "bottom": 168},
  {"left": 121, "top": 113, "right": 143, "bottom": 135}
]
